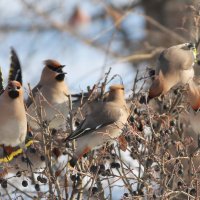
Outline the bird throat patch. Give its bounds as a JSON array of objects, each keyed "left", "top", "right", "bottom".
[
  {"left": 55, "top": 73, "right": 65, "bottom": 81},
  {"left": 8, "top": 90, "right": 19, "bottom": 99}
]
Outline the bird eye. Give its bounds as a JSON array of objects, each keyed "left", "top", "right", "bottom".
[
  {"left": 47, "top": 65, "right": 57, "bottom": 72},
  {"left": 188, "top": 43, "right": 195, "bottom": 49},
  {"left": 17, "top": 86, "right": 20, "bottom": 89},
  {"left": 56, "top": 68, "right": 63, "bottom": 73}
]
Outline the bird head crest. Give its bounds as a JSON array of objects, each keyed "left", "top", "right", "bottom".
[{"left": 9, "top": 48, "right": 22, "bottom": 85}]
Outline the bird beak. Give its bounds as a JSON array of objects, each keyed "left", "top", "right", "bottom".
[
  {"left": 188, "top": 43, "right": 195, "bottom": 48},
  {"left": 60, "top": 65, "right": 66, "bottom": 68},
  {"left": 59, "top": 72, "right": 67, "bottom": 75}
]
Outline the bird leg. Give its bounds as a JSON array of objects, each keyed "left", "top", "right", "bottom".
[
  {"left": 21, "top": 146, "right": 38, "bottom": 185},
  {"left": 2, "top": 145, "right": 13, "bottom": 162},
  {"left": 20, "top": 144, "right": 33, "bottom": 168}
]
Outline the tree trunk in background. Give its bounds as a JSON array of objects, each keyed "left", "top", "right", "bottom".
[{"left": 141, "top": 0, "right": 193, "bottom": 46}]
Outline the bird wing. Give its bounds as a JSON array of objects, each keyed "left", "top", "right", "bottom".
[
  {"left": 9, "top": 47, "right": 22, "bottom": 85},
  {"left": 26, "top": 83, "right": 42, "bottom": 108},
  {"left": 0, "top": 67, "right": 4, "bottom": 95},
  {"left": 66, "top": 102, "right": 123, "bottom": 141}
]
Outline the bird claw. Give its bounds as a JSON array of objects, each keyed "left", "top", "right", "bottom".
[
  {"left": 22, "top": 150, "right": 33, "bottom": 168},
  {"left": 25, "top": 157, "right": 33, "bottom": 168}
]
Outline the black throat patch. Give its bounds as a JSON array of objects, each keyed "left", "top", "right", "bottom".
[
  {"left": 55, "top": 74, "right": 65, "bottom": 81},
  {"left": 8, "top": 90, "right": 19, "bottom": 99}
]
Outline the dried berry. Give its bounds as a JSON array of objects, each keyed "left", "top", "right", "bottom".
[
  {"left": 110, "top": 162, "right": 120, "bottom": 169},
  {"left": 92, "top": 187, "right": 98, "bottom": 194},
  {"left": 105, "top": 169, "right": 111, "bottom": 176},
  {"left": 70, "top": 175, "right": 76, "bottom": 182},
  {"left": 170, "top": 120, "right": 176, "bottom": 126},
  {"left": 35, "top": 184, "right": 40, "bottom": 191},
  {"left": 40, "top": 155, "right": 45, "bottom": 161},
  {"left": 146, "top": 158, "right": 153, "bottom": 168},
  {"left": 115, "top": 163, "right": 120, "bottom": 169},
  {"left": 22, "top": 180, "right": 28, "bottom": 187},
  {"left": 41, "top": 177, "right": 47, "bottom": 184},
  {"left": 37, "top": 176, "right": 42, "bottom": 182},
  {"left": 90, "top": 165, "right": 98, "bottom": 174},
  {"left": 30, "top": 147, "right": 36, "bottom": 154},
  {"left": 124, "top": 193, "right": 129, "bottom": 197},
  {"left": 190, "top": 188, "right": 196, "bottom": 196},
  {"left": 99, "top": 164, "right": 105, "bottom": 173},
  {"left": 1, "top": 180, "right": 7, "bottom": 188},
  {"left": 110, "top": 162, "right": 116, "bottom": 168},
  {"left": 178, "top": 169, "right": 183, "bottom": 176},
  {"left": 177, "top": 181, "right": 182, "bottom": 188}
]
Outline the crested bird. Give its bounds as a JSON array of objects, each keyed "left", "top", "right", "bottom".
[
  {"left": 26, "top": 60, "right": 69, "bottom": 131},
  {"left": 66, "top": 84, "right": 129, "bottom": 167},
  {"left": 148, "top": 43, "right": 197, "bottom": 100},
  {"left": 0, "top": 48, "right": 30, "bottom": 177},
  {"left": 0, "top": 48, "right": 27, "bottom": 148}
]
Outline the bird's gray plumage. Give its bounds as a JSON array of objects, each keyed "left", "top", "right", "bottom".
[
  {"left": 67, "top": 101, "right": 126, "bottom": 140},
  {"left": 26, "top": 60, "right": 69, "bottom": 131},
  {"left": 67, "top": 84, "right": 129, "bottom": 167},
  {"left": 149, "top": 43, "right": 196, "bottom": 99}
]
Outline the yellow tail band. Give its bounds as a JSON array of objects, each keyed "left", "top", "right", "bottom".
[{"left": 0, "top": 140, "right": 34, "bottom": 163}]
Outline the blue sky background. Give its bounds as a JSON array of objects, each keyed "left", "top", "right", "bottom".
[{"left": 0, "top": 0, "right": 145, "bottom": 96}]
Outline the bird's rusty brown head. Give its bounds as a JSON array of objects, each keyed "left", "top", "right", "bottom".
[
  {"left": 44, "top": 59, "right": 67, "bottom": 81},
  {"left": 109, "top": 84, "right": 124, "bottom": 91},
  {"left": 108, "top": 84, "right": 125, "bottom": 102}
]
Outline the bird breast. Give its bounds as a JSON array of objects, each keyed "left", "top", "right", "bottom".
[
  {"left": 179, "top": 68, "right": 194, "bottom": 84},
  {"left": 0, "top": 118, "right": 27, "bottom": 147},
  {"left": 0, "top": 96, "right": 27, "bottom": 147},
  {"left": 27, "top": 85, "right": 69, "bottom": 130}
]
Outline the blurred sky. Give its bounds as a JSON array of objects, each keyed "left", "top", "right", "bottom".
[
  {"left": 0, "top": 0, "right": 145, "bottom": 95},
  {"left": 0, "top": 1, "right": 146, "bottom": 198}
]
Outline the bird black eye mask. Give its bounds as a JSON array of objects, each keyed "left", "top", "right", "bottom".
[{"left": 47, "top": 65, "right": 65, "bottom": 73}]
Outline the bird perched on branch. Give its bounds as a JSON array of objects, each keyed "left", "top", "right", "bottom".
[
  {"left": 0, "top": 48, "right": 27, "bottom": 148},
  {"left": 148, "top": 43, "right": 197, "bottom": 100},
  {"left": 0, "top": 48, "right": 27, "bottom": 164},
  {"left": 26, "top": 59, "right": 69, "bottom": 131},
  {"left": 66, "top": 84, "right": 129, "bottom": 167}
]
